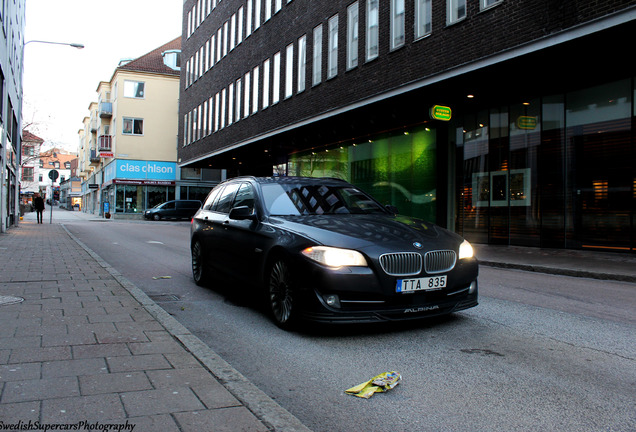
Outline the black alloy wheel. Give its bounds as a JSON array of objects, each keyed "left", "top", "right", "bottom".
[
  {"left": 191, "top": 240, "right": 209, "bottom": 286},
  {"left": 268, "top": 259, "right": 296, "bottom": 329}
]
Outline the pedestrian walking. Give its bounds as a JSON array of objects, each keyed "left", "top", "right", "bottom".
[{"left": 33, "top": 193, "right": 45, "bottom": 224}]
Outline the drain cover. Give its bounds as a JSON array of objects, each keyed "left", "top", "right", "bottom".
[{"left": 0, "top": 295, "right": 25, "bottom": 306}]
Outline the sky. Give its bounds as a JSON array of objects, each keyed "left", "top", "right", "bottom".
[{"left": 22, "top": 0, "right": 183, "bottom": 151}]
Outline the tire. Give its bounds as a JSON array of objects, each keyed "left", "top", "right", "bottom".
[
  {"left": 153, "top": 214, "right": 161, "bottom": 221},
  {"left": 267, "top": 259, "right": 297, "bottom": 329},
  {"left": 191, "top": 240, "right": 210, "bottom": 286}
]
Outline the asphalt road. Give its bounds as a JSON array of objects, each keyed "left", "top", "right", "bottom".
[{"left": 65, "top": 220, "right": 636, "bottom": 432}]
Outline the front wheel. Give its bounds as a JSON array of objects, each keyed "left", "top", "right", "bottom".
[
  {"left": 153, "top": 214, "right": 161, "bottom": 221},
  {"left": 268, "top": 259, "right": 297, "bottom": 329},
  {"left": 191, "top": 240, "right": 210, "bottom": 286}
]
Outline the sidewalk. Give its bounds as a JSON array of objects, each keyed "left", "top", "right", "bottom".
[{"left": 0, "top": 218, "right": 311, "bottom": 432}]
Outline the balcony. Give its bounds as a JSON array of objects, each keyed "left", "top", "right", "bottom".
[
  {"left": 98, "top": 135, "right": 112, "bottom": 151},
  {"left": 90, "top": 117, "right": 98, "bottom": 133},
  {"left": 99, "top": 101, "right": 113, "bottom": 118},
  {"left": 89, "top": 149, "right": 101, "bottom": 166}
]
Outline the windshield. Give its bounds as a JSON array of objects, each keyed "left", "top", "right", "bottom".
[{"left": 262, "top": 183, "right": 387, "bottom": 216}]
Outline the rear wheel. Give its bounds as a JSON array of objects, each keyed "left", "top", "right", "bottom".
[
  {"left": 268, "top": 259, "right": 297, "bottom": 329},
  {"left": 191, "top": 240, "right": 209, "bottom": 286}
]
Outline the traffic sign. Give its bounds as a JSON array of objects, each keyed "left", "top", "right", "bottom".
[{"left": 48, "top": 170, "right": 59, "bottom": 181}]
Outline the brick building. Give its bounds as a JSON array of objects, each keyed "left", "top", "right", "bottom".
[{"left": 178, "top": 0, "right": 636, "bottom": 252}]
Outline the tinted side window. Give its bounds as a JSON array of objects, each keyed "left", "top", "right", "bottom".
[
  {"left": 203, "top": 187, "right": 223, "bottom": 210},
  {"left": 163, "top": 201, "right": 176, "bottom": 210},
  {"left": 233, "top": 183, "right": 255, "bottom": 211},
  {"left": 215, "top": 183, "right": 240, "bottom": 214}
]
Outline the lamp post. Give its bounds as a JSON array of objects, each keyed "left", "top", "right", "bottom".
[{"left": 24, "top": 40, "right": 84, "bottom": 49}]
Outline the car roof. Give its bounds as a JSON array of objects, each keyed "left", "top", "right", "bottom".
[{"left": 227, "top": 176, "right": 351, "bottom": 186}]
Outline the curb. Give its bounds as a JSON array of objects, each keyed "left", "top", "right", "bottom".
[
  {"left": 480, "top": 260, "right": 636, "bottom": 283},
  {"left": 61, "top": 224, "right": 312, "bottom": 432}
]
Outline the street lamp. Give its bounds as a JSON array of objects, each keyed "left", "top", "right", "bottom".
[{"left": 24, "top": 40, "right": 84, "bottom": 49}]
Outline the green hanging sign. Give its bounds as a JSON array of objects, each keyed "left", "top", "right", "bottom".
[{"left": 430, "top": 105, "right": 452, "bottom": 121}]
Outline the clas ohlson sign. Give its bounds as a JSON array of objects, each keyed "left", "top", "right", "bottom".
[{"left": 104, "top": 160, "right": 177, "bottom": 185}]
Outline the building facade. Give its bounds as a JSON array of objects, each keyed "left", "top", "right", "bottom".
[
  {"left": 76, "top": 38, "right": 219, "bottom": 218},
  {"left": 20, "top": 130, "right": 43, "bottom": 208},
  {"left": 0, "top": 0, "right": 25, "bottom": 232},
  {"left": 178, "top": 0, "right": 636, "bottom": 252}
]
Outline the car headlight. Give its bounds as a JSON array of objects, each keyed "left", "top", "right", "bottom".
[
  {"left": 459, "top": 240, "right": 474, "bottom": 259},
  {"left": 302, "top": 246, "right": 368, "bottom": 268}
]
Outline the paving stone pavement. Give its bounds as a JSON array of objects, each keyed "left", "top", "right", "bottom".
[{"left": 0, "top": 221, "right": 311, "bottom": 432}]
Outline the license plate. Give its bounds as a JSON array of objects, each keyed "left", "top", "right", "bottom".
[{"left": 396, "top": 275, "right": 447, "bottom": 293}]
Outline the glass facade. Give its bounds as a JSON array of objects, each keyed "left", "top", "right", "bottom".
[
  {"left": 456, "top": 78, "right": 635, "bottom": 252},
  {"left": 289, "top": 126, "right": 437, "bottom": 222},
  {"left": 109, "top": 185, "right": 175, "bottom": 214}
]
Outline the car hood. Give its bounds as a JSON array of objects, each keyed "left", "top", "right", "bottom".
[{"left": 269, "top": 214, "right": 462, "bottom": 251}]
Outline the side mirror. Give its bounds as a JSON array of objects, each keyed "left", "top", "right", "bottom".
[
  {"left": 386, "top": 205, "right": 399, "bottom": 215},
  {"left": 229, "top": 205, "right": 257, "bottom": 221}
]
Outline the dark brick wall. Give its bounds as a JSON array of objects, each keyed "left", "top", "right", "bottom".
[{"left": 178, "top": 0, "right": 636, "bottom": 164}]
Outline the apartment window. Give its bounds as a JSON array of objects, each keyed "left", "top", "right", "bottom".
[
  {"left": 391, "top": 0, "right": 405, "bottom": 49},
  {"left": 273, "top": 52, "right": 281, "bottom": 104},
  {"left": 263, "top": 58, "right": 271, "bottom": 108},
  {"left": 39, "top": 174, "right": 43, "bottom": 182},
  {"left": 447, "top": 0, "right": 466, "bottom": 24},
  {"left": 415, "top": 0, "right": 432, "bottom": 39},
  {"left": 124, "top": 81, "right": 145, "bottom": 98},
  {"left": 244, "top": 71, "right": 251, "bottom": 118},
  {"left": 297, "top": 35, "right": 306, "bottom": 93},
  {"left": 123, "top": 118, "right": 143, "bottom": 135},
  {"left": 65, "top": 162, "right": 71, "bottom": 169},
  {"left": 285, "top": 43, "right": 294, "bottom": 99},
  {"left": 252, "top": 66, "right": 260, "bottom": 114},
  {"left": 22, "top": 167, "right": 34, "bottom": 182},
  {"left": 312, "top": 25, "right": 323, "bottom": 85},
  {"left": 481, "top": 0, "right": 502, "bottom": 10},
  {"left": 347, "top": 2, "right": 359, "bottom": 69},
  {"left": 235, "top": 78, "right": 242, "bottom": 122},
  {"left": 238, "top": 6, "right": 244, "bottom": 44},
  {"left": 328, "top": 15, "right": 338, "bottom": 79}
]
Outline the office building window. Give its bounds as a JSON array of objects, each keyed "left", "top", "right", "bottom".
[
  {"left": 447, "top": 0, "right": 466, "bottom": 24},
  {"left": 238, "top": 6, "right": 244, "bottom": 44},
  {"left": 265, "top": 0, "right": 272, "bottom": 21},
  {"left": 253, "top": 66, "right": 260, "bottom": 114},
  {"left": 297, "top": 35, "right": 306, "bottom": 93},
  {"left": 415, "top": 0, "right": 432, "bottom": 39},
  {"left": 230, "top": 14, "right": 236, "bottom": 50},
  {"left": 263, "top": 58, "right": 271, "bottom": 108},
  {"left": 273, "top": 51, "right": 281, "bottom": 104},
  {"left": 247, "top": 0, "right": 253, "bottom": 37},
  {"left": 223, "top": 21, "right": 229, "bottom": 57},
  {"left": 235, "top": 78, "right": 242, "bottom": 122},
  {"left": 275, "top": 0, "right": 282, "bottom": 13},
  {"left": 328, "top": 15, "right": 338, "bottom": 79},
  {"left": 244, "top": 71, "right": 251, "bottom": 118},
  {"left": 347, "top": 2, "right": 359, "bottom": 69},
  {"left": 216, "top": 28, "right": 222, "bottom": 62},
  {"left": 123, "top": 118, "right": 143, "bottom": 135},
  {"left": 313, "top": 25, "right": 323, "bottom": 85},
  {"left": 255, "top": 0, "right": 261, "bottom": 30},
  {"left": 214, "top": 93, "right": 220, "bottom": 131},
  {"left": 391, "top": 0, "right": 405, "bottom": 49},
  {"left": 285, "top": 43, "right": 294, "bottom": 98},
  {"left": 480, "top": 0, "right": 502, "bottom": 10},
  {"left": 210, "top": 35, "right": 216, "bottom": 68},
  {"left": 124, "top": 81, "right": 145, "bottom": 98},
  {"left": 220, "top": 88, "right": 226, "bottom": 129},
  {"left": 228, "top": 83, "right": 234, "bottom": 125}
]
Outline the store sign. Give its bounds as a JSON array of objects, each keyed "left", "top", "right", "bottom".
[
  {"left": 115, "top": 160, "right": 177, "bottom": 181},
  {"left": 100, "top": 152, "right": 114, "bottom": 158},
  {"left": 430, "top": 105, "right": 452, "bottom": 121},
  {"left": 516, "top": 116, "right": 538, "bottom": 130},
  {"left": 88, "top": 184, "right": 99, "bottom": 189}
]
